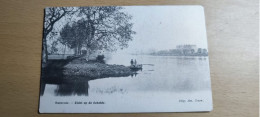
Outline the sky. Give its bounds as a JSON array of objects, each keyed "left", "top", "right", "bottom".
[
  {"left": 47, "top": 6, "right": 208, "bottom": 54},
  {"left": 118, "top": 6, "right": 208, "bottom": 54}
]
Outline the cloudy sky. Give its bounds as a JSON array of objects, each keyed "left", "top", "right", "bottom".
[{"left": 118, "top": 6, "right": 208, "bottom": 54}]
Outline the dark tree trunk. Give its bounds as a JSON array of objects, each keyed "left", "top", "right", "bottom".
[
  {"left": 42, "top": 8, "right": 68, "bottom": 63},
  {"left": 42, "top": 34, "right": 48, "bottom": 64}
]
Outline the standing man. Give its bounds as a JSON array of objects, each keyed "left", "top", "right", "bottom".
[
  {"left": 130, "top": 59, "right": 134, "bottom": 66},
  {"left": 134, "top": 59, "right": 137, "bottom": 66}
]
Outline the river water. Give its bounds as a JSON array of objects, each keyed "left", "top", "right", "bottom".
[{"left": 40, "top": 54, "right": 212, "bottom": 113}]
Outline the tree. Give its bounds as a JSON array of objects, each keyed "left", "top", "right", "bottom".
[
  {"left": 50, "top": 40, "right": 58, "bottom": 54},
  {"left": 42, "top": 7, "right": 75, "bottom": 63},
  {"left": 59, "top": 22, "right": 84, "bottom": 56},
  {"left": 59, "top": 6, "right": 135, "bottom": 60},
  {"left": 78, "top": 6, "right": 136, "bottom": 60}
]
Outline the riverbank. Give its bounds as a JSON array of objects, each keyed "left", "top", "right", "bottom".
[{"left": 63, "top": 58, "right": 133, "bottom": 79}]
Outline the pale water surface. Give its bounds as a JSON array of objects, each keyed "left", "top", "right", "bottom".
[{"left": 40, "top": 54, "right": 212, "bottom": 113}]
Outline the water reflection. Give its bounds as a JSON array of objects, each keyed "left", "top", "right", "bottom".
[
  {"left": 176, "top": 56, "right": 207, "bottom": 66},
  {"left": 54, "top": 79, "right": 90, "bottom": 96},
  {"left": 40, "top": 55, "right": 210, "bottom": 97},
  {"left": 40, "top": 74, "right": 137, "bottom": 96},
  {"left": 92, "top": 85, "right": 128, "bottom": 95},
  {"left": 40, "top": 79, "right": 88, "bottom": 96},
  {"left": 130, "top": 72, "right": 138, "bottom": 77}
]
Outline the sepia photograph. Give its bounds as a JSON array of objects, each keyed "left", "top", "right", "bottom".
[{"left": 39, "top": 5, "right": 212, "bottom": 113}]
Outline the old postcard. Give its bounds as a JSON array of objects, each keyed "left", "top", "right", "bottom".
[{"left": 39, "top": 5, "right": 212, "bottom": 113}]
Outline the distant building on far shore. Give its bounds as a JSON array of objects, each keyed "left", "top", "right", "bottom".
[
  {"left": 176, "top": 44, "right": 197, "bottom": 55},
  {"left": 150, "top": 44, "right": 208, "bottom": 56},
  {"left": 202, "top": 49, "right": 208, "bottom": 54}
]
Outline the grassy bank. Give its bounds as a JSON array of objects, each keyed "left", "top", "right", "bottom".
[{"left": 63, "top": 58, "right": 133, "bottom": 79}]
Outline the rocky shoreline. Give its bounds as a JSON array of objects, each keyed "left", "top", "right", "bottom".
[{"left": 63, "top": 58, "right": 133, "bottom": 79}]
